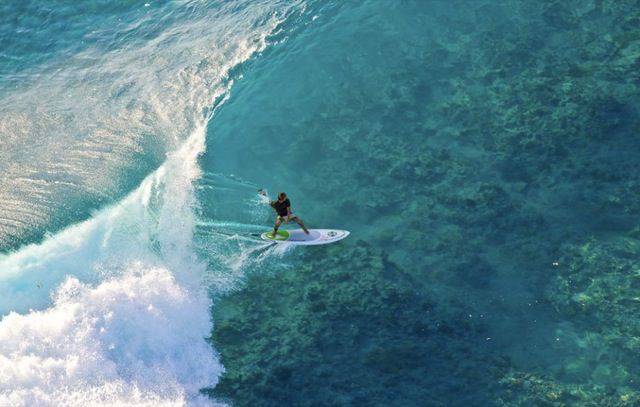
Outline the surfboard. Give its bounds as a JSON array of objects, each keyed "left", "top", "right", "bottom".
[{"left": 260, "top": 229, "right": 349, "bottom": 245}]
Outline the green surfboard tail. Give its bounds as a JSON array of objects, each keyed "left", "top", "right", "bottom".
[{"left": 265, "top": 230, "right": 290, "bottom": 240}]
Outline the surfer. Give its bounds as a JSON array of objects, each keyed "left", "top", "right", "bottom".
[{"left": 264, "top": 191, "right": 310, "bottom": 236}]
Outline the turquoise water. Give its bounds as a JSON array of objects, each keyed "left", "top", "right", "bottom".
[{"left": 2, "top": 0, "right": 640, "bottom": 405}]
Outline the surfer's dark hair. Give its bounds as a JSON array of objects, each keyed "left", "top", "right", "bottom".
[{"left": 279, "top": 192, "right": 287, "bottom": 199}]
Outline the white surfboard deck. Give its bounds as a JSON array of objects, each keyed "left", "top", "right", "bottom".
[{"left": 260, "top": 229, "right": 349, "bottom": 245}]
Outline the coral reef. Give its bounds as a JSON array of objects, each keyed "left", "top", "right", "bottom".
[
  {"left": 207, "top": 243, "right": 506, "bottom": 405},
  {"left": 204, "top": 0, "right": 640, "bottom": 404}
]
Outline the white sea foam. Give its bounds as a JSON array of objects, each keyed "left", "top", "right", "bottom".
[
  {"left": 0, "top": 115, "right": 220, "bottom": 407},
  {"left": 0, "top": 267, "right": 221, "bottom": 407},
  {"left": 0, "top": 1, "right": 303, "bottom": 405}
]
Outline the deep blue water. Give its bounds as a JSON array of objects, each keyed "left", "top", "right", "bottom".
[{"left": 1, "top": 0, "right": 640, "bottom": 405}]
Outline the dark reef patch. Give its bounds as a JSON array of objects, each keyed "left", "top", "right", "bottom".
[
  {"left": 205, "top": 0, "right": 640, "bottom": 404},
  {"left": 207, "top": 244, "right": 504, "bottom": 406}
]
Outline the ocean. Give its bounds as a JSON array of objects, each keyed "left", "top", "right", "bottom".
[{"left": 1, "top": 0, "right": 640, "bottom": 405}]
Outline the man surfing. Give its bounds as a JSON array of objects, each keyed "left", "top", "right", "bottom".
[{"left": 260, "top": 190, "right": 309, "bottom": 236}]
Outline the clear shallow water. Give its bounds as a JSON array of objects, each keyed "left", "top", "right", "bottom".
[{"left": 2, "top": 0, "right": 640, "bottom": 406}]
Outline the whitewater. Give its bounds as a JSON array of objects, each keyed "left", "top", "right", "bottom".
[{"left": 0, "top": 1, "right": 303, "bottom": 405}]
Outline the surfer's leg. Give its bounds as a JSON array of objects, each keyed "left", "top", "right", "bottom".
[
  {"left": 291, "top": 216, "right": 309, "bottom": 234},
  {"left": 273, "top": 216, "right": 282, "bottom": 235}
]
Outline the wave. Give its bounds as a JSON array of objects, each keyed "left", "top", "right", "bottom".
[
  {"left": 0, "top": 1, "right": 299, "bottom": 251},
  {"left": 0, "top": 1, "right": 304, "bottom": 405},
  {"left": 0, "top": 111, "right": 220, "bottom": 407}
]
